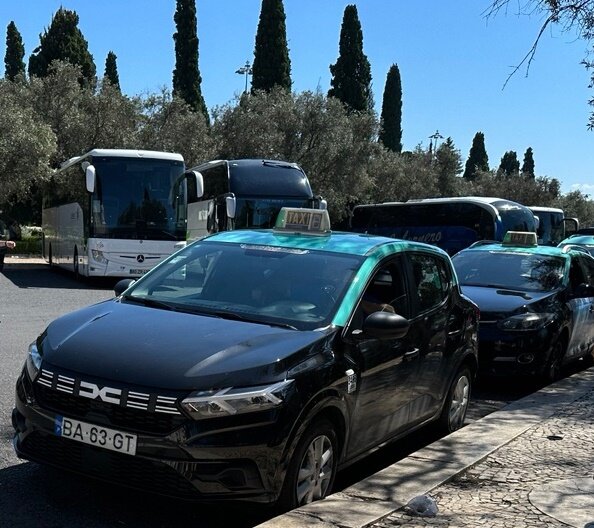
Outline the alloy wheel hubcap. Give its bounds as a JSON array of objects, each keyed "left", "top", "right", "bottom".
[
  {"left": 296, "top": 434, "right": 334, "bottom": 505},
  {"left": 449, "top": 375, "right": 470, "bottom": 430}
]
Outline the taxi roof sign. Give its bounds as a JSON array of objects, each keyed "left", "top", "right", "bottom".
[
  {"left": 275, "top": 207, "right": 331, "bottom": 234},
  {"left": 502, "top": 231, "right": 538, "bottom": 247}
]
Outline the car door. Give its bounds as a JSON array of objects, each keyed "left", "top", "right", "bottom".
[
  {"left": 566, "top": 255, "right": 593, "bottom": 359},
  {"left": 405, "top": 251, "right": 460, "bottom": 422},
  {"left": 343, "top": 255, "right": 425, "bottom": 458},
  {"left": 575, "top": 254, "right": 594, "bottom": 353}
]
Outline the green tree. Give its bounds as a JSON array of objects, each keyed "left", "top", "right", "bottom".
[
  {"left": 435, "top": 137, "right": 462, "bottom": 196},
  {"left": 0, "top": 80, "right": 56, "bottom": 205},
  {"left": 463, "top": 132, "right": 489, "bottom": 180},
  {"left": 103, "top": 51, "right": 120, "bottom": 91},
  {"left": 28, "top": 8, "right": 96, "bottom": 86},
  {"left": 498, "top": 150, "right": 520, "bottom": 177},
  {"left": 521, "top": 146, "right": 535, "bottom": 178},
  {"left": 251, "top": 0, "right": 292, "bottom": 93},
  {"left": 4, "top": 21, "right": 25, "bottom": 80},
  {"left": 378, "top": 64, "right": 402, "bottom": 152},
  {"left": 328, "top": 4, "right": 373, "bottom": 113},
  {"left": 172, "top": 0, "right": 209, "bottom": 121}
]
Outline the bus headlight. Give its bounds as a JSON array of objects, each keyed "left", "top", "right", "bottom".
[
  {"left": 26, "top": 341, "right": 42, "bottom": 380},
  {"left": 91, "top": 250, "right": 108, "bottom": 264},
  {"left": 180, "top": 380, "right": 294, "bottom": 420}
]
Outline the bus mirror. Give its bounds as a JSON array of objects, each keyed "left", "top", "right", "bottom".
[
  {"left": 226, "top": 195, "right": 236, "bottom": 219},
  {"left": 533, "top": 215, "right": 540, "bottom": 230},
  {"left": 193, "top": 171, "right": 204, "bottom": 199},
  {"left": 564, "top": 217, "right": 579, "bottom": 235},
  {"left": 85, "top": 165, "right": 96, "bottom": 193},
  {"left": 319, "top": 199, "right": 327, "bottom": 210}
]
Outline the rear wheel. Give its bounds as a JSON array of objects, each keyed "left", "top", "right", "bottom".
[
  {"left": 278, "top": 418, "right": 338, "bottom": 512},
  {"left": 438, "top": 367, "right": 472, "bottom": 434}
]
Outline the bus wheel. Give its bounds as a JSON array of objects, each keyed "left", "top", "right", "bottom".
[{"left": 73, "top": 248, "right": 80, "bottom": 280}]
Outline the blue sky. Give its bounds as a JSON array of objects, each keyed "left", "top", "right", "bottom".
[{"left": 1, "top": 1, "right": 592, "bottom": 195}]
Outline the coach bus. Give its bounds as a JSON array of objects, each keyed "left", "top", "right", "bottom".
[
  {"left": 42, "top": 149, "right": 187, "bottom": 278},
  {"left": 349, "top": 196, "right": 538, "bottom": 255},
  {"left": 179, "top": 158, "right": 325, "bottom": 242},
  {"left": 528, "top": 206, "right": 579, "bottom": 246}
]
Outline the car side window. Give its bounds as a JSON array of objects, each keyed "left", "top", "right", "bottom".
[
  {"left": 576, "top": 255, "right": 594, "bottom": 286},
  {"left": 409, "top": 253, "right": 449, "bottom": 313},
  {"left": 569, "top": 257, "right": 586, "bottom": 291}
]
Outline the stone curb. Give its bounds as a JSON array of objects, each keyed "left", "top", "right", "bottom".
[{"left": 256, "top": 367, "right": 594, "bottom": 528}]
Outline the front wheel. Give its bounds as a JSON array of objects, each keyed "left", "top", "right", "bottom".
[
  {"left": 438, "top": 367, "right": 472, "bottom": 434},
  {"left": 542, "top": 339, "right": 565, "bottom": 384},
  {"left": 278, "top": 418, "right": 338, "bottom": 512}
]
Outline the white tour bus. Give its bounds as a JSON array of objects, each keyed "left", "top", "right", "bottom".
[
  {"left": 42, "top": 149, "right": 189, "bottom": 278},
  {"left": 528, "top": 206, "right": 579, "bottom": 246}
]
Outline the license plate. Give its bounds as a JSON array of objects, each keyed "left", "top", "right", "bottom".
[
  {"left": 129, "top": 269, "right": 149, "bottom": 275},
  {"left": 56, "top": 416, "right": 137, "bottom": 456}
]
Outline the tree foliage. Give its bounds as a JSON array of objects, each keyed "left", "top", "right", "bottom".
[
  {"left": 435, "top": 137, "right": 463, "bottom": 196},
  {"left": 463, "top": 132, "right": 489, "bottom": 180},
  {"left": 28, "top": 8, "right": 96, "bottom": 87},
  {"left": 328, "top": 5, "right": 373, "bottom": 113},
  {"left": 252, "top": 0, "right": 292, "bottom": 92},
  {"left": 172, "top": 0, "right": 209, "bottom": 121},
  {"left": 5, "top": 21, "right": 25, "bottom": 80},
  {"left": 498, "top": 150, "right": 520, "bottom": 177},
  {"left": 379, "top": 64, "right": 403, "bottom": 152},
  {"left": 104, "top": 51, "right": 120, "bottom": 92},
  {"left": 521, "top": 146, "right": 535, "bottom": 178}
]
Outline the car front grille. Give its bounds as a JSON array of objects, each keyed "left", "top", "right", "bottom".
[{"left": 34, "top": 384, "right": 187, "bottom": 435}]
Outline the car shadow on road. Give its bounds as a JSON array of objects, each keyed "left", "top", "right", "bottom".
[
  {"left": 0, "top": 461, "right": 273, "bottom": 528},
  {"left": 1, "top": 266, "right": 119, "bottom": 291}
]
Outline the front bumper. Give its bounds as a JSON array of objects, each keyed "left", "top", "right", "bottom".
[
  {"left": 477, "top": 322, "right": 556, "bottom": 376},
  {"left": 12, "top": 368, "right": 288, "bottom": 502}
]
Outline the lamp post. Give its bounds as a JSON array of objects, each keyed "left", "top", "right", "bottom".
[
  {"left": 429, "top": 130, "right": 444, "bottom": 154},
  {"left": 235, "top": 60, "right": 253, "bottom": 94}
]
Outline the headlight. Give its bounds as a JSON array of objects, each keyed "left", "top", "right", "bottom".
[
  {"left": 26, "top": 341, "right": 42, "bottom": 380},
  {"left": 498, "top": 313, "right": 555, "bottom": 331},
  {"left": 91, "top": 250, "right": 108, "bottom": 264},
  {"left": 180, "top": 379, "right": 294, "bottom": 420}
]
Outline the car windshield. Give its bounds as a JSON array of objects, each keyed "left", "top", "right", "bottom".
[
  {"left": 124, "top": 240, "right": 363, "bottom": 331},
  {"left": 452, "top": 250, "right": 566, "bottom": 292}
]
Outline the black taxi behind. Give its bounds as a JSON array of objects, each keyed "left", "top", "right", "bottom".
[
  {"left": 13, "top": 208, "right": 478, "bottom": 510},
  {"left": 452, "top": 231, "right": 594, "bottom": 380}
]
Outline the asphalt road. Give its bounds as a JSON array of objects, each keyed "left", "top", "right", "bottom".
[{"left": 0, "top": 263, "right": 579, "bottom": 528}]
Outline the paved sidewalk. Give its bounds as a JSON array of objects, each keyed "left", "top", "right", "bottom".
[{"left": 258, "top": 367, "right": 594, "bottom": 528}]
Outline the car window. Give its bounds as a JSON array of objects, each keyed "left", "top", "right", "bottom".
[
  {"left": 576, "top": 255, "right": 594, "bottom": 286},
  {"left": 569, "top": 257, "right": 586, "bottom": 291},
  {"left": 409, "top": 253, "right": 449, "bottom": 312}
]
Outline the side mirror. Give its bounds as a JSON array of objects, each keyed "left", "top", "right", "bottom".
[
  {"left": 226, "top": 194, "right": 236, "bottom": 219},
  {"left": 564, "top": 217, "right": 579, "bottom": 236},
  {"left": 533, "top": 215, "right": 540, "bottom": 230},
  {"left": 362, "top": 311, "right": 410, "bottom": 339},
  {"left": 193, "top": 171, "right": 204, "bottom": 199},
  {"left": 114, "top": 278, "right": 135, "bottom": 297},
  {"left": 85, "top": 165, "right": 96, "bottom": 193}
]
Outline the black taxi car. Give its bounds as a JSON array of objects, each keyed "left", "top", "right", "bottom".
[
  {"left": 452, "top": 231, "right": 594, "bottom": 380},
  {"left": 13, "top": 209, "right": 478, "bottom": 510}
]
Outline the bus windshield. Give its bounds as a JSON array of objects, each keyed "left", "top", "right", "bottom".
[
  {"left": 91, "top": 157, "right": 185, "bottom": 240},
  {"left": 233, "top": 197, "right": 314, "bottom": 229}
]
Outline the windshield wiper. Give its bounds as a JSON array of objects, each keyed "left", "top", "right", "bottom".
[
  {"left": 121, "top": 295, "right": 177, "bottom": 311},
  {"left": 212, "top": 310, "right": 298, "bottom": 330}
]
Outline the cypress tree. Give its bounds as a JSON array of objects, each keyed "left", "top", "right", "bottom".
[
  {"left": 379, "top": 64, "right": 402, "bottom": 152},
  {"left": 103, "top": 51, "right": 120, "bottom": 91},
  {"left": 5, "top": 21, "right": 25, "bottom": 80},
  {"left": 172, "top": 0, "right": 209, "bottom": 121},
  {"left": 28, "top": 8, "right": 96, "bottom": 86},
  {"left": 521, "top": 147, "right": 535, "bottom": 179},
  {"left": 252, "top": 0, "right": 292, "bottom": 92},
  {"left": 498, "top": 151, "right": 520, "bottom": 177},
  {"left": 463, "top": 132, "right": 489, "bottom": 180},
  {"left": 436, "top": 137, "right": 462, "bottom": 197},
  {"left": 328, "top": 5, "right": 373, "bottom": 113}
]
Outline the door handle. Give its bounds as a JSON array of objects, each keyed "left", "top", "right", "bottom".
[{"left": 404, "top": 348, "right": 420, "bottom": 360}]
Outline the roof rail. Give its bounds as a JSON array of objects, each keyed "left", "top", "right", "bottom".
[{"left": 560, "top": 244, "right": 591, "bottom": 255}]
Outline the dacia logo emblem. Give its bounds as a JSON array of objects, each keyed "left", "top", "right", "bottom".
[{"left": 136, "top": 254, "right": 145, "bottom": 263}]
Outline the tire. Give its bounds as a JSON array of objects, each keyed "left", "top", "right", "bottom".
[
  {"left": 278, "top": 418, "right": 338, "bottom": 512},
  {"left": 438, "top": 367, "right": 472, "bottom": 434},
  {"left": 73, "top": 248, "right": 80, "bottom": 280},
  {"left": 543, "top": 339, "right": 565, "bottom": 384}
]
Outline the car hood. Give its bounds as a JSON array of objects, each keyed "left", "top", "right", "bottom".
[
  {"left": 459, "top": 285, "right": 557, "bottom": 318},
  {"left": 39, "top": 300, "right": 333, "bottom": 390}
]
